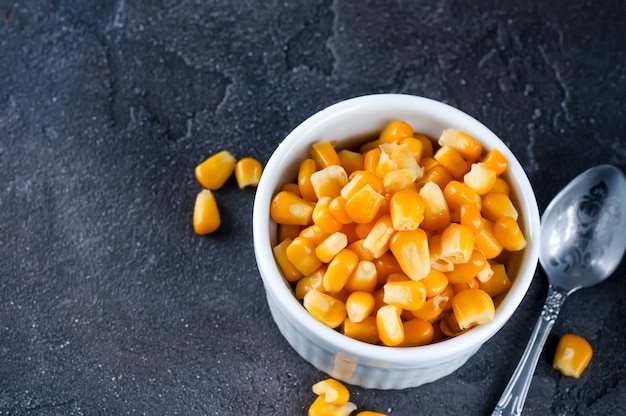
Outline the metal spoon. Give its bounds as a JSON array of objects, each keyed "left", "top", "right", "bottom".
[{"left": 492, "top": 164, "right": 626, "bottom": 416}]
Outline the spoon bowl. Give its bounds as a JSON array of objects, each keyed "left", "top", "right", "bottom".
[
  {"left": 540, "top": 164, "right": 626, "bottom": 293},
  {"left": 493, "top": 164, "right": 626, "bottom": 416}
]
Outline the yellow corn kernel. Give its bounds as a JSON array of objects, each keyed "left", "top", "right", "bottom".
[
  {"left": 491, "top": 177, "right": 510, "bottom": 195},
  {"left": 383, "top": 280, "right": 426, "bottom": 311},
  {"left": 300, "top": 224, "right": 331, "bottom": 246},
  {"left": 354, "top": 221, "right": 376, "bottom": 240},
  {"left": 434, "top": 145, "right": 469, "bottom": 178},
  {"left": 374, "top": 146, "right": 399, "bottom": 179},
  {"left": 482, "top": 192, "right": 518, "bottom": 222},
  {"left": 493, "top": 216, "right": 527, "bottom": 251},
  {"left": 342, "top": 170, "right": 385, "bottom": 200},
  {"left": 344, "top": 184, "right": 385, "bottom": 224},
  {"left": 475, "top": 261, "right": 494, "bottom": 283},
  {"left": 234, "top": 157, "right": 263, "bottom": 188},
  {"left": 420, "top": 156, "right": 440, "bottom": 172},
  {"left": 418, "top": 165, "right": 453, "bottom": 190},
  {"left": 420, "top": 269, "right": 449, "bottom": 297},
  {"left": 286, "top": 236, "right": 323, "bottom": 276},
  {"left": 383, "top": 168, "right": 418, "bottom": 194},
  {"left": 474, "top": 219, "right": 503, "bottom": 259},
  {"left": 446, "top": 249, "right": 487, "bottom": 284},
  {"left": 272, "top": 238, "right": 303, "bottom": 282},
  {"left": 323, "top": 249, "right": 359, "bottom": 293},
  {"left": 362, "top": 216, "right": 396, "bottom": 259},
  {"left": 282, "top": 182, "right": 301, "bottom": 196},
  {"left": 310, "top": 165, "right": 349, "bottom": 200},
  {"left": 303, "top": 290, "right": 347, "bottom": 329},
  {"left": 270, "top": 191, "right": 314, "bottom": 226},
  {"left": 308, "top": 395, "right": 357, "bottom": 416},
  {"left": 451, "top": 288, "right": 495, "bottom": 330},
  {"left": 452, "top": 276, "right": 480, "bottom": 293},
  {"left": 345, "top": 291, "right": 375, "bottom": 322},
  {"left": 400, "top": 136, "right": 424, "bottom": 161},
  {"left": 463, "top": 162, "right": 497, "bottom": 195},
  {"left": 278, "top": 223, "right": 301, "bottom": 242},
  {"left": 363, "top": 147, "right": 381, "bottom": 173},
  {"left": 315, "top": 232, "right": 349, "bottom": 263},
  {"left": 440, "top": 223, "right": 475, "bottom": 264},
  {"left": 419, "top": 181, "right": 451, "bottom": 231},
  {"left": 399, "top": 318, "right": 434, "bottom": 346},
  {"left": 436, "top": 283, "right": 455, "bottom": 311},
  {"left": 194, "top": 150, "right": 236, "bottom": 190},
  {"left": 479, "top": 263, "right": 511, "bottom": 297},
  {"left": 298, "top": 158, "right": 319, "bottom": 202},
  {"left": 553, "top": 334, "right": 593, "bottom": 378},
  {"left": 439, "top": 310, "right": 466, "bottom": 337},
  {"left": 337, "top": 149, "right": 364, "bottom": 176},
  {"left": 389, "top": 190, "right": 425, "bottom": 231},
  {"left": 347, "top": 239, "right": 375, "bottom": 261},
  {"left": 312, "top": 378, "right": 350, "bottom": 405},
  {"left": 373, "top": 252, "right": 404, "bottom": 285},
  {"left": 386, "top": 272, "right": 410, "bottom": 283},
  {"left": 389, "top": 229, "right": 431, "bottom": 281},
  {"left": 379, "top": 120, "right": 414, "bottom": 143},
  {"left": 438, "top": 128, "right": 483, "bottom": 162},
  {"left": 410, "top": 297, "right": 444, "bottom": 321},
  {"left": 295, "top": 266, "right": 326, "bottom": 299},
  {"left": 193, "top": 189, "right": 221, "bottom": 234},
  {"left": 313, "top": 196, "right": 343, "bottom": 234},
  {"left": 328, "top": 196, "right": 353, "bottom": 225},
  {"left": 428, "top": 234, "right": 453, "bottom": 272},
  {"left": 376, "top": 305, "right": 405, "bottom": 346},
  {"left": 345, "top": 260, "right": 378, "bottom": 292},
  {"left": 415, "top": 134, "right": 434, "bottom": 158},
  {"left": 481, "top": 148, "right": 508, "bottom": 175},
  {"left": 343, "top": 316, "right": 380, "bottom": 344},
  {"left": 444, "top": 180, "right": 482, "bottom": 211},
  {"left": 310, "top": 141, "right": 341, "bottom": 169},
  {"left": 356, "top": 411, "right": 388, "bottom": 416},
  {"left": 459, "top": 202, "right": 483, "bottom": 234}
]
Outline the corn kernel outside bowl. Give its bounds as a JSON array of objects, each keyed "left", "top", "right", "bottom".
[{"left": 252, "top": 94, "right": 540, "bottom": 390}]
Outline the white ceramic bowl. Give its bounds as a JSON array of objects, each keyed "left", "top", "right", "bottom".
[{"left": 253, "top": 94, "right": 540, "bottom": 390}]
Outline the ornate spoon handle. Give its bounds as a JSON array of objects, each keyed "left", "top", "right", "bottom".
[{"left": 491, "top": 285, "right": 568, "bottom": 416}]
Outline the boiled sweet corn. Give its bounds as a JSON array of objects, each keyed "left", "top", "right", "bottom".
[
  {"left": 234, "top": 157, "right": 263, "bottom": 188},
  {"left": 270, "top": 120, "right": 526, "bottom": 347},
  {"left": 303, "top": 290, "right": 347, "bottom": 329},
  {"left": 553, "top": 333, "right": 593, "bottom": 378},
  {"left": 195, "top": 150, "right": 236, "bottom": 190}
]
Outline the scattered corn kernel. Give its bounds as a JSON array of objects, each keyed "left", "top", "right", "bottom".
[
  {"left": 195, "top": 150, "right": 236, "bottom": 190},
  {"left": 192, "top": 188, "right": 221, "bottom": 236},
  {"left": 553, "top": 334, "right": 593, "bottom": 378},
  {"left": 312, "top": 378, "right": 351, "bottom": 405},
  {"left": 234, "top": 157, "right": 263, "bottom": 188},
  {"left": 308, "top": 396, "right": 356, "bottom": 416}
]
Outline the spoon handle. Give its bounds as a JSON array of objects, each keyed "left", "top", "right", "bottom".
[{"left": 491, "top": 285, "right": 568, "bottom": 416}]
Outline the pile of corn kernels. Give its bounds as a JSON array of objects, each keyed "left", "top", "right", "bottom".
[{"left": 270, "top": 121, "right": 527, "bottom": 346}]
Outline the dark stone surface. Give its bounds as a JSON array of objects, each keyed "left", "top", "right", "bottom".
[{"left": 1, "top": 1, "right": 625, "bottom": 414}]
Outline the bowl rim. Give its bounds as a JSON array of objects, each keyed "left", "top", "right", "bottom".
[{"left": 253, "top": 93, "right": 540, "bottom": 364}]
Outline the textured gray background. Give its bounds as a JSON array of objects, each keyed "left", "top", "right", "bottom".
[{"left": 1, "top": 1, "right": 625, "bottom": 415}]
